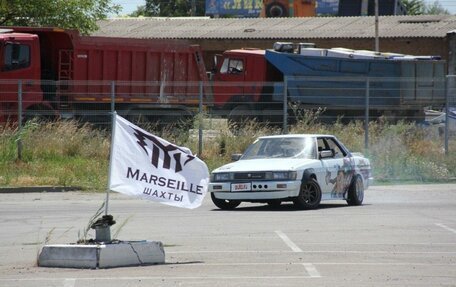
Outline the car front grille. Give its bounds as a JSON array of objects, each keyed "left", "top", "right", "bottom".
[{"left": 233, "top": 172, "right": 267, "bottom": 180}]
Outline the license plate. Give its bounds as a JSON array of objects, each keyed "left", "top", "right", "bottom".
[{"left": 231, "top": 183, "right": 251, "bottom": 192}]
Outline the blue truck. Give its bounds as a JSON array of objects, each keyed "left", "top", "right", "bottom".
[{"left": 212, "top": 42, "right": 446, "bottom": 124}]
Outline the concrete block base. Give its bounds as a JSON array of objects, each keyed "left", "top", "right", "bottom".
[{"left": 38, "top": 241, "right": 165, "bottom": 268}]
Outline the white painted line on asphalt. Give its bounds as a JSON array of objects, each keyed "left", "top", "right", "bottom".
[
  {"left": 64, "top": 278, "right": 76, "bottom": 287},
  {"left": 0, "top": 276, "right": 313, "bottom": 282},
  {"left": 275, "top": 230, "right": 302, "bottom": 252},
  {"left": 302, "top": 263, "right": 321, "bottom": 278},
  {"left": 168, "top": 250, "right": 456, "bottom": 254},
  {"left": 435, "top": 223, "right": 456, "bottom": 234}
]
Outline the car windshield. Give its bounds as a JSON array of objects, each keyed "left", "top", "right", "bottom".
[{"left": 241, "top": 137, "right": 317, "bottom": 160}]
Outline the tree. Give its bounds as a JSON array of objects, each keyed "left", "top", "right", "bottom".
[
  {"left": 424, "top": 0, "right": 450, "bottom": 15},
  {"left": 401, "top": 0, "right": 426, "bottom": 15},
  {"left": 130, "top": 0, "right": 205, "bottom": 17},
  {"left": 0, "top": 0, "right": 120, "bottom": 34},
  {"left": 401, "top": 0, "right": 450, "bottom": 15}
]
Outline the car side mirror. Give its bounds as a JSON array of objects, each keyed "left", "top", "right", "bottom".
[
  {"left": 231, "top": 154, "right": 242, "bottom": 161},
  {"left": 319, "top": 150, "right": 333, "bottom": 159}
]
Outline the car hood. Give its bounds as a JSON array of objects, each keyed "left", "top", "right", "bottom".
[{"left": 212, "top": 158, "right": 319, "bottom": 173}]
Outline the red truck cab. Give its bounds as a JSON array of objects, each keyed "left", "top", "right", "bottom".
[
  {"left": 212, "top": 48, "right": 283, "bottom": 125},
  {"left": 0, "top": 32, "right": 44, "bottom": 122},
  {"left": 212, "top": 48, "right": 282, "bottom": 107}
]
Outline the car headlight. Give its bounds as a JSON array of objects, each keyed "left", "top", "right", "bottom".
[
  {"left": 272, "top": 171, "right": 297, "bottom": 180},
  {"left": 211, "top": 172, "right": 231, "bottom": 182}
]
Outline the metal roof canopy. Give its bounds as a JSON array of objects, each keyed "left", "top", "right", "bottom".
[{"left": 93, "top": 15, "right": 456, "bottom": 40}]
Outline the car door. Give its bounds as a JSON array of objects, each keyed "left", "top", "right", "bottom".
[{"left": 317, "top": 137, "right": 355, "bottom": 200}]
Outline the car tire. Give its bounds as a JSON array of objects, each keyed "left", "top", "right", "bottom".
[
  {"left": 347, "top": 175, "right": 364, "bottom": 206},
  {"left": 211, "top": 193, "right": 241, "bottom": 210},
  {"left": 267, "top": 199, "right": 282, "bottom": 208},
  {"left": 293, "top": 178, "right": 321, "bottom": 209}
]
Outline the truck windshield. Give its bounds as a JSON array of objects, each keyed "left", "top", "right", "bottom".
[
  {"left": 241, "top": 137, "right": 317, "bottom": 160},
  {"left": 2, "top": 43, "right": 30, "bottom": 71}
]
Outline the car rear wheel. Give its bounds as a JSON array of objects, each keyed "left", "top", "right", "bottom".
[
  {"left": 347, "top": 175, "right": 364, "bottom": 206},
  {"left": 293, "top": 178, "right": 321, "bottom": 209},
  {"left": 211, "top": 193, "right": 241, "bottom": 210}
]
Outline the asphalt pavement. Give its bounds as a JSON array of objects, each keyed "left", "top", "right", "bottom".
[{"left": 0, "top": 184, "right": 455, "bottom": 287}]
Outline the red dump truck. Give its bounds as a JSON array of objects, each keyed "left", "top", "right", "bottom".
[{"left": 0, "top": 27, "right": 209, "bottom": 125}]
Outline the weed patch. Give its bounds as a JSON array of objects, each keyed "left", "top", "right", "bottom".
[{"left": 0, "top": 116, "right": 454, "bottom": 190}]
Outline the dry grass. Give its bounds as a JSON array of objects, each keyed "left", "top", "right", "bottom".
[{"left": 0, "top": 114, "right": 454, "bottom": 191}]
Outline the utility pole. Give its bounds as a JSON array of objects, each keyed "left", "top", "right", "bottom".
[{"left": 375, "top": 0, "right": 379, "bottom": 53}]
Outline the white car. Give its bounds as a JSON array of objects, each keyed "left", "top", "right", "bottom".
[{"left": 209, "top": 134, "right": 373, "bottom": 210}]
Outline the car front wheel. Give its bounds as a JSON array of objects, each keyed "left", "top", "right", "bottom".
[
  {"left": 211, "top": 193, "right": 241, "bottom": 210},
  {"left": 293, "top": 178, "right": 322, "bottom": 209}
]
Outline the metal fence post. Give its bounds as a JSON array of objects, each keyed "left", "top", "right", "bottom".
[
  {"left": 17, "top": 80, "right": 23, "bottom": 161},
  {"left": 111, "top": 81, "right": 116, "bottom": 115},
  {"left": 198, "top": 81, "right": 203, "bottom": 156},
  {"left": 364, "top": 78, "right": 370, "bottom": 151},
  {"left": 445, "top": 76, "right": 449, "bottom": 155},
  {"left": 283, "top": 77, "right": 288, "bottom": 134}
]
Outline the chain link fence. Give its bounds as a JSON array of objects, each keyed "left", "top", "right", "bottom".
[{"left": 0, "top": 76, "right": 454, "bottom": 157}]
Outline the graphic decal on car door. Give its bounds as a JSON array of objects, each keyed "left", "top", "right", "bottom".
[
  {"left": 325, "top": 158, "right": 355, "bottom": 199},
  {"left": 318, "top": 137, "right": 355, "bottom": 199}
]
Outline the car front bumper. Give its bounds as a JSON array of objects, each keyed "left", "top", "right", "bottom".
[{"left": 209, "top": 180, "right": 301, "bottom": 201}]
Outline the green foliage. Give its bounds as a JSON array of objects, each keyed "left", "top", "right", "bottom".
[
  {"left": 401, "top": 0, "right": 450, "bottom": 15},
  {"left": 0, "top": 0, "right": 120, "bottom": 34},
  {"left": 0, "top": 120, "right": 109, "bottom": 190},
  {"left": 401, "top": 0, "right": 426, "bottom": 15},
  {"left": 0, "top": 115, "right": 455, "bottom": 191},
  {"left": 424, "top": 0, "right": 451, "bottom": 15},
  {"left": 130, "top": 0, "right": 205, "bottom": 17}
]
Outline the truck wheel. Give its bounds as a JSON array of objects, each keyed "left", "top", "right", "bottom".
[
  {"left": 347, "top": 175, "right": 364, "bottom": 206},
  {"left": 126, "top": 110, "right": 149, "bottom": 127},
  {"left": 211, "top": 193, "right": 241, "bottom": 210},
  {"left": 293, "top": 178, "right": 321, "bottom": 209},
  {"left": 228, "top": 105, "right": 253, "bottom": 133},
  {"left": 24, "top": 105, "right": 54, "bottom": 123},
  {"left": 266, "top": 2, "right": 288, "bottom": 17}
]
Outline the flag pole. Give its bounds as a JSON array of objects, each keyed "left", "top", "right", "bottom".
[
  {"left": 106, "top": 111, "right": 117, "bottom": 215},
  {"left": 106, "top": 82, "right": 117, "bottom": 216}
]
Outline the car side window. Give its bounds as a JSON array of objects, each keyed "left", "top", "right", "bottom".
[
  {"left": 318, "top": 137, "right": 346, "bottom": 159},
  {"left": 317, "top": 138, "right": 328, "bottom": 153},
  {"left": 326, "top": 138, "right": 346, "bottom": 158}
]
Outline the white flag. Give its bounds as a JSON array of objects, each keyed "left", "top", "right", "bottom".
[{"left": 109, "top": 114, "right": 209, "bottom": 209}]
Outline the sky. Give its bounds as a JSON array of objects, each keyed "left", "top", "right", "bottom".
[
  {"left": 112, "top": 0, "right": 456, "bottom": 16},
  {"left": 114, "top": 0, "right": 144, "bottom": 15}
]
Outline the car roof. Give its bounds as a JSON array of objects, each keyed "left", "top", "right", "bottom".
[{"left": 257, "top": 134, "right": 335, "bottom": 140}]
